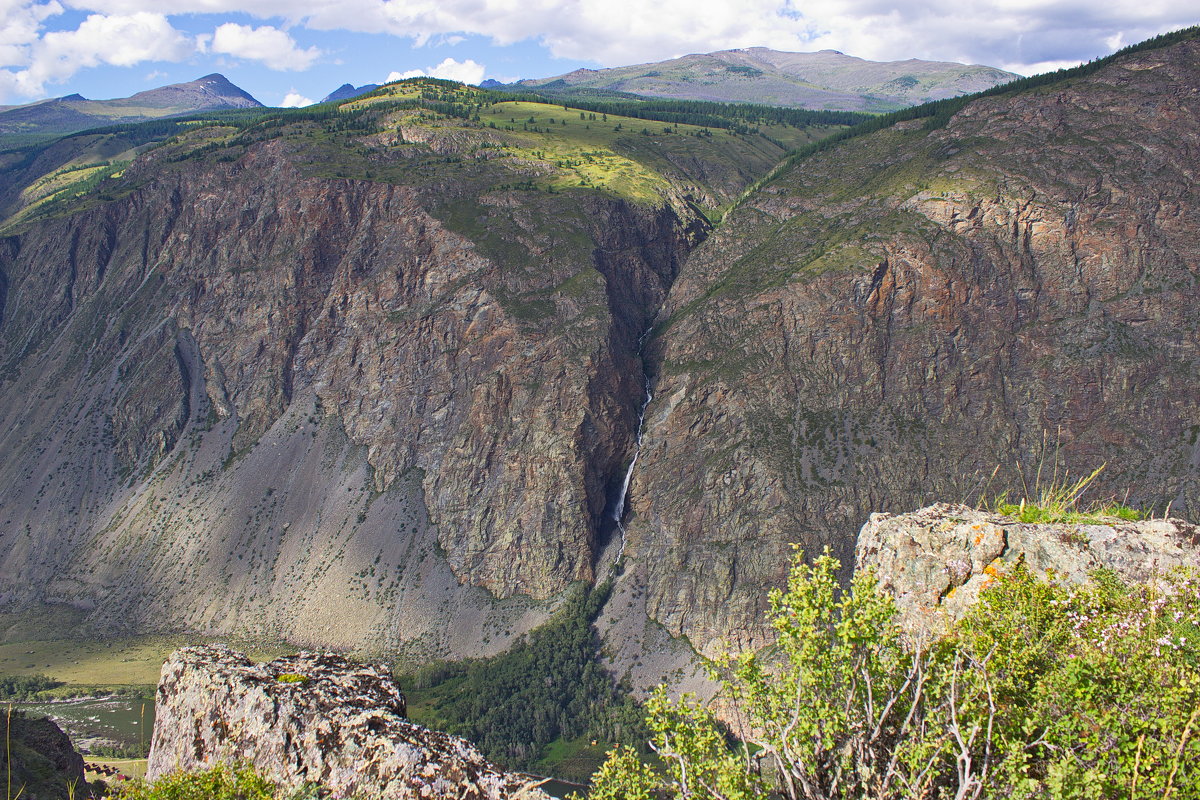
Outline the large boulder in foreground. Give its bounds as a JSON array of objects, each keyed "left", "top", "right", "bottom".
[
  {"left": 856, "top": 503, "right": 1200, "bottom": 635},
  {"left": 147, "top": 646, "right": 549, "bottom": 799}
]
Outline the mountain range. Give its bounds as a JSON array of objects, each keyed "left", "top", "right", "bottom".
[
  {"left": 0, "top": 27, "right": 1197, "bottom": 688},
  {"left": 0, "top": 47, "right": 1018, "bottom": 146},
  {"left": 494, "top": 47, "right": 1020, "bottom": 111},
  {"left": 0, "top": 74, "right": 262, "bottom": 141}
]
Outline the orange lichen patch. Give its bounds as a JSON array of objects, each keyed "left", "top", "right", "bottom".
[
  {"left": 974, "top": 524, "right": 1004, "bottom": 545},
  {"left": 982, "top": 558, "right": 1003, "bottom": 577}
]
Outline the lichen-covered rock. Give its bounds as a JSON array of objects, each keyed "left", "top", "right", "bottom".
[
  {"left": 855, "top": 503, "right": 1200, "bottom": 635},
  {"left": 146, "top": 646, "right": 549, "bottom": 799}
]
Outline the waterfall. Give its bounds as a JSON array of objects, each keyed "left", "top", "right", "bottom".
[
  {"left": 606, "top": 329, "right": 654, "bottom": 572},
  {"left": 610, "top": 375, "right": 653, "bottom": 528}
]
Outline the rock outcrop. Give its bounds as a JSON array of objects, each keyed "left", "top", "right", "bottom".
[
  {"left": 0, "top": 711, "right": 86, "bottom": 800},
  {"left": 147, "top": 646, "right": 550, "bottom": 799},
  {"left": 855, "top": 503, "right": 1200, "bottom": 634}
]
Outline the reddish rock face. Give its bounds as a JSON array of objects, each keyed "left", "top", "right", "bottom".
[
  {"left": 1, "top": 38, "right": 1199, "bottom": 666},
  {"left": 633, "top": 40, "right": 1200, "bottom": 654},
  {"left": 0, "top": 111, "right": 723, "bottom": 653}
]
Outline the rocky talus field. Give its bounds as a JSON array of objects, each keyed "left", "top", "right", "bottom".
[{"left": 0, "top": 32, "right": 1198, "bottom": 674}]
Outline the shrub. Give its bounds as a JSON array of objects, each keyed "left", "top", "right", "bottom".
[
  {"left": 274, "top": 674, "right": 309, "bottom": 684},
  {"left": 967, "top": 566, "right": 1200, "bottom": 798},
  {"left": 113, "top": 764, "right": 277, "bottom": 800},
  {"left": 0, "top": 673, "right": 63, "bottom": 700},
  {"left": 585, "top": 551, "right": 1200, "bottom": 799}
]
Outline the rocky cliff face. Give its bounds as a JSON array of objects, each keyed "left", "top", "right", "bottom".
[
  {"left": 628, "top": 37, "right": 1200, "bottom": 654},
  {"left": 855, "top": 503, "right": 1200, "bottom": 634},
  {"left": 2, "top": 37, "right": 1200, "bottom": 669},
  {"left": 148, "top": 646, "right": 549, "bottom": 799},
  {"left": 0, "top": 94, "right": 790, "bottom": 657}
]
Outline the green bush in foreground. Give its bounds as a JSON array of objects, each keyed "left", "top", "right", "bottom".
[
  {"left": 113, "top": 764, "right": 279, "bottom": 800},
  {"left": 587, "top": 551, "right": 1200, "bottom": 800}
]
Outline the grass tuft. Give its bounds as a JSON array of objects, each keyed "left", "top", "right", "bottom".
[{"left": 987, "top": 463, "right": 1145, "bottom": 525}]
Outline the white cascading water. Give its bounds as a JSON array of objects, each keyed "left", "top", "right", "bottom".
[
  {"left": 611, "top": 378, "right": 653, "bottom": 527},
  {"left": 608, "top": 328, "right": 655, "bottom": 573}
]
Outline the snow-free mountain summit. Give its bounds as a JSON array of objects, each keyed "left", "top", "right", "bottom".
[
  {"left": 499, "top": 47, "right": 1020, "bottom": 111},
  {"left": 0, "top": 74, "right": 263, "bottom": 139}
]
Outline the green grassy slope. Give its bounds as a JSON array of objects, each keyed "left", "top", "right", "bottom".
[{"left": 0, "top": 77, "right": 853, "bottom": 238}]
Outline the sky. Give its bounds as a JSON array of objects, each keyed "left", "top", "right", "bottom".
[{"left": 0, "top": 1, "right": 1194, "bottom": 108}]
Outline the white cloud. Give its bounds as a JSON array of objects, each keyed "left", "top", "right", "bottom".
[
  {"left": 0, "top": 0, "right": 1192, "bottom": 102},
  {"left": 60, "top": 0, "right": 1196, "bottom": 76},
  {"left": 280, "top": 89, "right": 313, "bottom": 107},
  {"left": 387, "top": 57, "right": 486, "bottom": 85},
  {"left": 1, "top": 11, "right": 192, "bottom": 98},
  {"left": 206, "top": 23, "right": 321, "bottom": 71},
  {"left": 0, "top": 0, "right": 62, "bottom": 66}
]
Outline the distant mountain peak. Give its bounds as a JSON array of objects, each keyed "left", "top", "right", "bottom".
[
  {"left": 320, "top": 82, "right": 381, "bottom": 103},
  {"left": 194, "top": 73, "right": 249, "bottom": 94},
  {"left": 503, "top": 46, "right": 1019, "bottom": 112},
  {"left": 0, "top": 73, "right": 263, "bottom": 139},
  {"left": 121, "top": 73, "right": 262, "bottom": 110}
]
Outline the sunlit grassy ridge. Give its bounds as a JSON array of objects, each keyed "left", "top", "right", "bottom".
[
  {"left": 3, "top": 161, "right": 127, "bottom": 228},
  {"left": 0, "top": 76, "right": 849, "bottom": 232}
]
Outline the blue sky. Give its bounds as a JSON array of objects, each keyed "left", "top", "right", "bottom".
[{"left": 0, "top": 1, "right": 1194, "bottom": 107}]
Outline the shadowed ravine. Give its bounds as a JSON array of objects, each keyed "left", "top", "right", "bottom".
[{"left": 2, "top": 36, "right": 1200, "bottom": 667}]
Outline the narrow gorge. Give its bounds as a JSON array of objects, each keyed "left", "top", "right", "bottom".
[{"left": 1, "top": 31, "right": 1199, "bottom": 679}]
